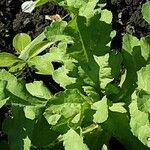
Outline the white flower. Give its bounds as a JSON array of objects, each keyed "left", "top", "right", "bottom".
[{"left": 21, "top": 1, "right": 36, "bottom": 13}]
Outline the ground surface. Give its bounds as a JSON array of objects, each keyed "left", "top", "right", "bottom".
[
  {"left": 106, "top": 0, "right": 150, "bottom": 49},
  {"left": 0, "top": 0, "right": 150, "bottom": 149},
  {"left": 0, "top": 0, "right": 67, "bottom": 53}
]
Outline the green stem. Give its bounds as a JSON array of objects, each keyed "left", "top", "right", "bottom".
[{"left": 19, "top": 32, "right": 46, "bottom": 61}]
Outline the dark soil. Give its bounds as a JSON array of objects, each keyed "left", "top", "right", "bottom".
[
  {"left": 109, "top": 137, "right": 126, "bottom": 150},
  {"left": 106, "top": 0, "right": 150, "bottom": 49},
  {"left": 0, "top": 0, "right": 67, "bottom": 53},
  {"left": 0, "top": 106, "right": 10, "bottom": 142},
  {"left": 0, "top": 0, "right": 150, "bottom": 149},
  {"left": 21, "top": 68, "right": 64, "bottom": 94}
]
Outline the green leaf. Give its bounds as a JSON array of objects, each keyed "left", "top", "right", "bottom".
[
  {"left": 49, "top": 42, "right": 77, "bottom": 88},
  {"left": 122, "top": 34, "right": 146, "bottom": 73},
  {"left": 123, "top": 34, "right": 140, "bottom": 54},
  {"left": 64, "top": 0, "right": 88, "bottom": 16},
  {"left": 28, "top": 53, "right": 54, "bottom": 75},
  {"left": 9, "top": 62, "right": 26, "bottom": 73},
  {"left": 0, "top": 53, "right": 22, "bottom": 67},
  {"left": 24, "top": 105, "right": 44, "bottom": 120},
  {"left": 79, "top": 0, "right": 99, "bottom": 18},
  {"left": 0, "top": 70, "right": 46, "bottom": 105},
  {"left": 45, "top": 114, "right": 61, "bottom": 125},
  {"left": 137, "top": 91, "right": 150, "bottom": 113},
  {"left": 83, "top": 86, "right": 100, "bottom": 102},
  {"left": 36, "top": 0, "right": 49, "bottom": 6},
  {"left": 84, "top": 129, "right": 110, "bottom": 150},
  {"left": 0, "top": 80, "right": 7, "bottom": 100},
  {"left": 45, "top": 12, "right": 112, "bottom": 88},
  {"left": 109, "top": 51, "right": 123, "bottom": 78},
  {"left": 80, "top": 61, "right": 100, "bottom": 89},
  {"left": 100, "top": 9, "right": 112, "bottom": 24},
  {"left": 140, "top": 36, "right": 150, "bottom": 61},
  {"left": 119, "top": 34, "right": 139, "bottom": 100},
  {"left": 109, "top": 103, "right": 127, "bottom": 113},
  {"left": 26, "top": 81, "right": 53, "bottom": 99},
  {"left": 45, "top": 102, "right": 81, "bottom": 123},
  {"left": 63, "top": 129, "right": 89, "bottom": 150},
  {"left": 44, "top": 89, "right": 89, "bottom": 127},
  {"left": 3, "top": 105, "right": 43, "bottom": 150},
  {"left": 67, "top": 65, "right": 97, "bottom": 91},
  {"left": 46, "top": 42, "right": 66, "bottom": 62},
  {"left": 129, "top": 99, "right": 150, "bottom": 148},
  {"left": 53, "top": 66, "right": 76, "bottom": 88},
  {"left": 137, "top": 64, "right": 150, "bottom": 92},
  {"left": 66, "top": 14, "right": 111, "bottom": 63},
  {"left": 13, "top": 33, "right": 31, "bottom": 53},
  {"left": 66, "top": 13, "right": 106, "bottom": 86},
  {"left": 0, "top": 98, "right": 8, "bottom": 109},
  {"left": 105, "top": 83, "right": 120, "bottom": 95},
  {"left": 0, "top": 81, "right": 9, "bottom": 108},
  {"left": 61, "top": 0, "right": 100, "bottom": 18},
  {"left": 138, "top": 125, "right": 150, "bottom": 148},
  {"left": 19, "top": 32, "right": 46, "bottom": 61},
  {"left": 102, "top": 111, "right": 148, "bottom": 150},
  {"left": 28, "top": 41, "right": 54, "bottom": 59},
  {"left": 28, "top": 41, "right": 76, "bottom": 88},
  {"left": 66, "top": 0, "right": 87, "bottom": 10},
  {"left": 142, "top": 1, "right": 150, "bottom": 24},
  {"left": 31, "top": 116, "right": 59, "bottom": 147},
  {"left": 45, "top": 21, "right": 72, "bottom": 43},
  {"left": 91, "top": 96, "right": 108, "bottom": 123},
  {"left": 94, "top": 54, "right": 113, "bottom": 89}
]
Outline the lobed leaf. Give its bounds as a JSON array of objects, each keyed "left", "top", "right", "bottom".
[
  {"left": 94, "top": 54, "right": 113, "bottom": 89},
  {"left": 44, "top": 89, "right": 89, "bottom": 128},
  {"left": 63, "top": 129, "right": 89, "bottom": 150},
  {"left": 91, "top": 96, "right": 108, "bottom": 123},
  {"left": 3, "top": 105, "right": 43, "bottom": 150},
  {"left": 28, "top": 53, "right": 54, "bottom": 75},
  {"left": 129, "top": 99, "right": 150, "bottom": 148},
  {"left": 26, "top": 81, "right": 53, "bottom": 99}
]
